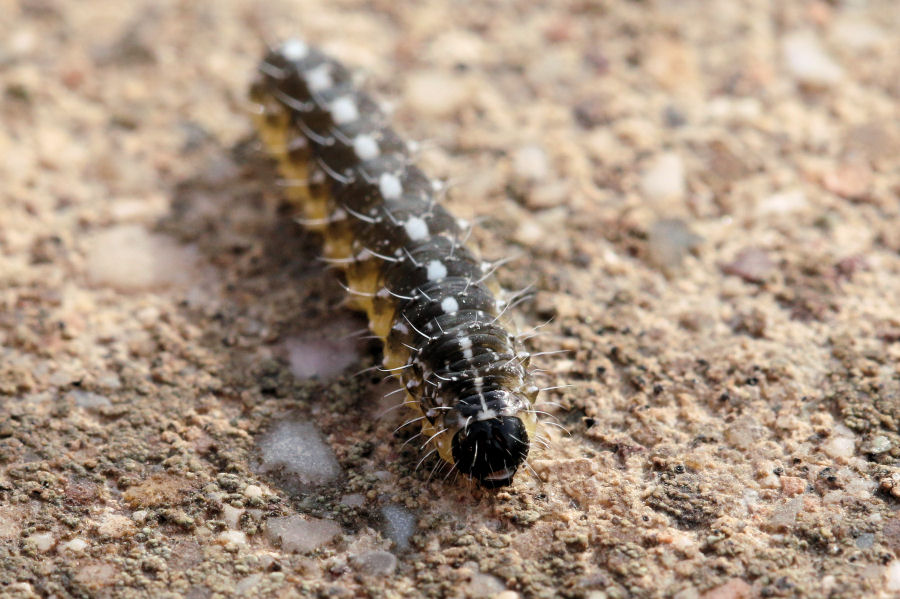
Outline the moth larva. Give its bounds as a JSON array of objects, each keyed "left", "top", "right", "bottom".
[{"left": 250, "top": 39, "right": 540, "bottom": 487}]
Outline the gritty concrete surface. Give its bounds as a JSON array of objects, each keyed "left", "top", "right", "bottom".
[{"left": 1, "top": 0, "right": 899, "bottom": 598}]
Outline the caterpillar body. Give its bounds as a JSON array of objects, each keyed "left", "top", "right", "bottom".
[{"left": 250, "top": 39, "right": 540, "bottom": 487}]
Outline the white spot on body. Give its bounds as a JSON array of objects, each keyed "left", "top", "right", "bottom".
[
  {"left": 426, "top": 260, "right": 447, "bottom": 281},
  {"left": 281, "top": 39, "right": 309, "bottom": 61},
  {"left": 476, "top": 409, "right": 498, "bottom": 421},
  {"left": 404, "top": 217, "right": 429, "bottom": 241},
  {"left": 393, "top": 322, "right": 409, "bottom": 334},
  {"left": 306, "top": 64, "right": 334, "bottom": 92},
  {"left": 331, "top": 97, "right": 360, "bottom": 124},
  {"left": 379, "top": 173, "right": 403, "bottom": 199},
  {"left": 353, "top": 135, "right": 380, "bottom": 161},
  {"left": 440, "top": 297, "right": 459, "bottom": 314},
  {"left": 462, "top": 347, "right": 473, "bottom": 360}
]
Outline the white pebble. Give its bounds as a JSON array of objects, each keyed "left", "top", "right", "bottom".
[
  {"left": 886, "top": 561, "right": 900, "bottom": 592},
  {"left": 284, "top": 333, "right": 359, "bottom": 379},
  {"left": 218, "top": 530, "right": 247, "bottom": 545},
  {"left": 27, "top": 533, "right": 55, "bottom": 553},
  {"left": 222, "top": 505, "right": 244, "bottom": 529},
  {"left": 758, "top": 189, "right": 808, "bottom": 215},
  {"left": 512, "top": 145, "right": 549, "bottom": 181},
  {"left": 352, "top": 550, "right": 398, "bottom": 576},
  {"left": 265, "top": 515, "right": 340, "bottom": 553},
  {"left": 66, "top": 390, "right": 111, "bottom": 410},
  {"left": 243, "top": 485, "right": 263, "bottom": 499},
  {"left": 782, "top": 30, "right": 843, "bottom": 86},
  {"left": 404, "top": 71, "right": 467, "bottom": 117},
  {"left": 61, "top": 538, "right": 88, "bottom": 553},
  {"left": 257, "top": 420, "right": 342, "bottom": 487},
  {"left": 640, "top": 152, "right": 685, "bottom": 201},
  {"left": 85, "top": 225, "right": 197, "bottom": 291},
  {"left": 823, "top": 436, "right": 855, "bottom": 459},
  {"left": 380, "top": 504, "right": 416, "bottom": 550}
]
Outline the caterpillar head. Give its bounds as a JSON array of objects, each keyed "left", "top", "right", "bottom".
[{"left": 451, "top": 414, "right": 529, "bottom": 487}]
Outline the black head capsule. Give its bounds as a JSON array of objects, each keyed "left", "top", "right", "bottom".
[{"left": 451, "top": 415, "right": 529, "bottom": 488}]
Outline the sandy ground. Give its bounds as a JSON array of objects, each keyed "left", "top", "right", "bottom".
[{"left": 1, "top": 0, "right": 900, "bottom": 597}]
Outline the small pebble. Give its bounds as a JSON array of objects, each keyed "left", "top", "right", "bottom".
[
  {"left": 780, "top": 476, "right": 806, "bottom": 497},
  {"left": 782, "top": 30, "right": 843, "bottom": 86},
  {"left": 61, "top": 538, "right": 89, "bottom": 553},
  {"left": 67, "top": 390, "right": 111, "bottom": 410},
  {"left": 855, "top": 533, "right": 874, "bottom": 550},
  {"left": 257, "top": 420, "right": 342, "bottom": 487},
  {"left": 265, "top": 515, "right": 340, "bottom": 553},
  {"left": 380, "top": 504, "right": 416, "bottom": 550},
  {"left": 284, "top": 334, "right": 360, "bottom": 379},
  {"left": 222, "top": 505, "right": 244, "bottom": 529},
  {"left": 243, "top": 485, "right": 263, "bottom": 499},
  {"left": 404, "top": 71, "right": 467, "bottom": 117},
  {"left": 646, "top": 219, "right": 702, "bottom": 273},
  {"left": 767, "top": 497, "right": 803, "bottom": 531},
  {"left": 340, "top": 494, "right": 366, "bottom": 508},
  {"left": 84, "top": 225, "right": 197, "bottom": 291},
  {"left": 758, "top": 190, "right": 808, "bottom": 215},
  {"left": 466, "top": 572, "right": 506, "bottom": 598},
  {"left": 721, "top": 248, "right": 774, "bottom": 284},
  {"left": 236, "top": 574, "right": 263, "bottom": 594},
  {"left": 823, "top": 436, "right": 855, "bottom": 459},
  {"left": 512, "top": 145, "right": 549, "bottom": 182},
  {"left": 700, "top": 578, "right": 752, "bottom": 599},
  {"left": 351, "top": 550, "right": 398, "bottom": 576},
  {"left": 640, "top": 152, "right": 685, "bottom": 201},
  {"left": 218, "top": 530, "right": 247, "bottom": 545},
  {"left": 886, "top": 561, "right": 900, "bottom": 592},
  {"left": 27, "top": 533, "right": 56, "bottom": 553}
]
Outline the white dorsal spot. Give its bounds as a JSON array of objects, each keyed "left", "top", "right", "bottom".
[
  {"left": 331, "top": 97, "right": 360, "bottom": 124},
  {"left": 441, "top": 296, "right": 459, "bottom": 314},
  {"left": 379, "top": 173, "right": 403, "bottom": 199},
  {"left": 458, "top": 336, "right": 472, "bottom": 350},
  {"left": 306, "top": 64, "right": 333, "bottom": 92},
  {"left": 404, "top": 216, "right": 429, "bottom": 241},
  {"left": 353, "top": 135, "right": 380, "bottom": 161},
  {"left": 281, "top": 39, "right": 309, "bottom": 61},
  {"left": 426, "top": 260, "right": 447, "bottom": 281}
]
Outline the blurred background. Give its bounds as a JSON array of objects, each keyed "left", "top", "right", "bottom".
[{"left": 1, "top": 1, "right": 899, "bottom": 598}]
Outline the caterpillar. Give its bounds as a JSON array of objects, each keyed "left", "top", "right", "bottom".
[{"left": 249, "top": 39, "right": 541, "bottom": 487}]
